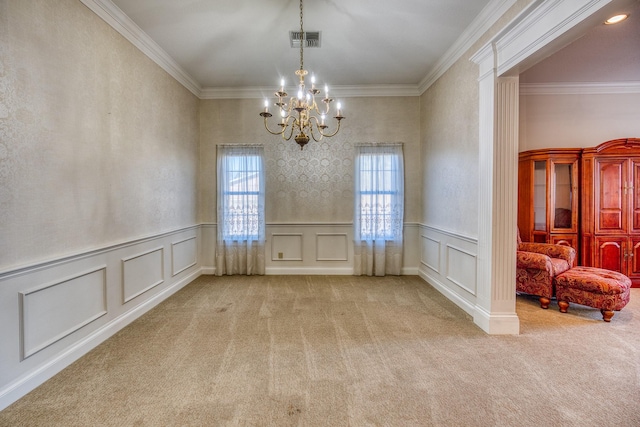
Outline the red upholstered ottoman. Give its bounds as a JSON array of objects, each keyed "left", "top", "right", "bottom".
[{"left": 554, "top": 267, "right": 631, "bottom": 322}]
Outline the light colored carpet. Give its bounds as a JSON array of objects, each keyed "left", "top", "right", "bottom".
[{"left": 0, "top": 275, "right": 638, "bottom": 426}]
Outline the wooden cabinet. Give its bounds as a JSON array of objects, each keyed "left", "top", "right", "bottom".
[
  {"left": 582, "top": 138, "right": 640, "bottom": 285},
  {"left": 518, "top": 149, "right": 580, "bottom": 256}
]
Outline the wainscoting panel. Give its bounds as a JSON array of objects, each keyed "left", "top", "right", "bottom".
[
  {"left": 271, "top": 233, "right": 303, "bottom": 261},
  {"left": 0, "top": 226, "right": 202, "bottom": 411},
  {"left": 171, "top": 236, "right": 197, "bottom": 276},
  {"left": 267, "top": 224, "right": 352, "bottom": 274},
  {"left": 122, "top": 247, "right": 164, "bottom": 303},
  {"left": 0, "top": 222, "right": 424, "bottom": 410},
  {"left": 422, "top": 235, "right": 441, "bottom": 274},
  {"left": 316, "top": 233, "right": 348, "bottom": 261},
  {"left": 446, "top": 244, "right": 477, "bottom": 295},
  {"left": 266, "top": 223, "right": 419, "bottom": 274},
  {"left": 19, "top": 267, "right": 107, "bottom": 360},
  {"left": 418, "top": 225, "right": 478, "bottom": 315}
]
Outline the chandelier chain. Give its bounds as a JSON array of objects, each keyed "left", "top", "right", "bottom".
[{"left": 299, "top": 0, "right": 304, "bottom": 72}]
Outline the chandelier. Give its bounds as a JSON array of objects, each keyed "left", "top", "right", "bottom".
[{"left": 260, "top": 0, "right": 344, "bottom": 150}]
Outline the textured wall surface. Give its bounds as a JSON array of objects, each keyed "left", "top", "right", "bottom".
[
  {"left": 0, "top": 0, "right": 199, "bottom": 270},
  {"left": 419, "top": 0, "right": 534, "bottom": 238},
  {"left": 199, "top": 97, "right": 421, "bottom": 224},
  {"left": 519, "top": 92, "right": 640, "bottom": 151}
]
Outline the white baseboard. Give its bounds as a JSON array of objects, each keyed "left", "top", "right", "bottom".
[
  {"left": 200, "top": 266, "right": 215, "bottom": 275},
  {"left": 401, "top": 267, "right": 419, "bottom": 275},
  {"left": 265, "top": 267, "right": 354, "bottom": 275},
  {"left": 418, "top": 268, "right": 475, "bottom": 316}
]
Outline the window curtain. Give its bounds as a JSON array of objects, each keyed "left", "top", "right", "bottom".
[
  {"left": 216, "top": 145, "right": 265, "bottom": 275},
  {"left": 353, "top": 143, "right": 404, "bottom": 276}
]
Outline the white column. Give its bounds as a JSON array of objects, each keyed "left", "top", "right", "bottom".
[{"left": 471, "top": 44, "right": 520, "bottom": 334}]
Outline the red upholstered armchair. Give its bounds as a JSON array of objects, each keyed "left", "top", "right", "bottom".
[{"left": 516, "top": 230, "right": 576, "bottom": 309}]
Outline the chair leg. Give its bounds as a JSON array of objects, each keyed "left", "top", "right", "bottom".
[
  {"left": 558, "top": 300, "right": 569, "bottom": 313},
  {"left": 601, "top": 309, "right": 614, "bottom": 322},
  {"left": 539, "top": 297, "right": 550, "bottom": 309}
]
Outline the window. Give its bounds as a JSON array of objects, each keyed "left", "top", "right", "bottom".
[
  {"left": 354, "top": 144, "right": 404, "bottom": 241},
  {"left": 217, "top": 145, "right": 265, "bottom": 241}
]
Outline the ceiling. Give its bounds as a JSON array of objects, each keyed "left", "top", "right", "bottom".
[
  {"left": 102, "top": 0, "right": 639, "bottom": 95},
  {"left": 108, "top": 0, "right": 495, "bottom": 91},
  {"left": 521, "top": 0, "right": 640, "bottom": 83}
]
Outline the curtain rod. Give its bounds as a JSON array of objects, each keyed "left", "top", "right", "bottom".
[
  {"left": 355, "top": 142, "right": 404, "bottom": 147},
  {"left": 216, "top": 143, "right": 264, "bottom": 148}
]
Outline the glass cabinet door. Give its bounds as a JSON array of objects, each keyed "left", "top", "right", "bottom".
[
  {"left": 533, "top": 161, "right": 547, "bottom": 231},
  {"left": 551, "top": 161, "right": 576, "bottom": 231}
]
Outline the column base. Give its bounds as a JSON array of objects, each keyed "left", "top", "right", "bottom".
[{"left": 473, "top": 306, "right": 520, "bottom": 335}]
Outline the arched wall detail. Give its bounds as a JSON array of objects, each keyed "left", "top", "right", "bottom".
[{"left": 471, "top": 0, "right": 630, "bottom": 334}]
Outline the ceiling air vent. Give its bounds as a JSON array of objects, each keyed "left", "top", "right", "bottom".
[{"left": 289, "top": 31, "right": 321, "bottom": 48}]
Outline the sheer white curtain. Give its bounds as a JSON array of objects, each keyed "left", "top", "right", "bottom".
[
  {"left": 353, "top": 143, "right": 404, "bottom": 276},
  {"left": 216, "top": 145, "right": 265, "bottom": 275}
]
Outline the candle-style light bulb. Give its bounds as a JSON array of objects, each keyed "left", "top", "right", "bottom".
[
  {"left": 298, "top": 89, "right": 303, "bottom": 100},
  {"left": 264, "top": 99, "right": 269, "bottom": 112},
  {"left": 280, "top": 108, "right": 286, "bottom": 124},
  {"left": 311, "top": 75, "right": 316, "bottom": 89},
  {"left": 337, "top": 102, "right": 342, "bottom": 116},
  {"left": 280, "top": 78, "right": 285, "bottom": 91},
  {"left": 325, "top": 85, "right": 329, "bottom": 97},
  {"left": 321, "top": 114, "right": 326, "bottom": 125}
]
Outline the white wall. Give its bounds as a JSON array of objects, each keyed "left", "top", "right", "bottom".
[
  {"left": 519, "top": 91, "right": 640, "bottom": 151},
  {"left": 0, "top": 0, "right": 200, "bottom": 272}
]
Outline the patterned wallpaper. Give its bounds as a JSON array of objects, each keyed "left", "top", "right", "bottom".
[
  {"left": 0, "top": 0, "right": 199, "bottom": 270},
  {"left": 419, "top": 0, "right": 534, "bottom": 238},
  {"left": 199, "top": 97, "right": 421, "bottom": 224},
  {"left": 265, "top": 133, "right": 355, "bottom": 222}
]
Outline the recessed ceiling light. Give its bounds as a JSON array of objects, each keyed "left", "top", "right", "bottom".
[{"left": 605, "top": 14, "right": 629, "bottom": 24}]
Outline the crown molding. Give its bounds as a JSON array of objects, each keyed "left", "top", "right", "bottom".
[
  {"left": 418, "top": 0, "right": 519, "bottom": 94},
  {"left": 83, "top": 0, "right": 516, "bottom": 100},
  {"left": 200, "top": 84, "right": 420, "bottom": 100},
  {"left": 80, "top": 0, "right": 202, "bottom": 97},
  {"left": 520, "top": 81, "right": 640, "bottom": 95}
]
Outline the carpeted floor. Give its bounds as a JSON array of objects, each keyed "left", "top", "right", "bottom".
[{"left": 0, "top": 275, "right": 638, "bottom": 426}]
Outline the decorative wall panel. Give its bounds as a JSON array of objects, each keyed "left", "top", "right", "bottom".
[
  {"left": 1, "top": 226, "right": 201, "bottom": 411},
  {"left": 19, "top": 267, "right": 107, "bottom": 359},
  {"left": 422, "top": 235, "right": 441, "bottom": 273},
  {"left": 122, "top": 247, "right": 164, "bottom": 303},
  {"left": 446, "top": 244, "right": 477, "bottom": 295},
  {"left": 418, "top": 225, "right": 478, "bottom": 315},
  {"left": 316, "top": 233, "right": 348, "bottom": 261},
  {"left": 171, "top": 236, "right": 197, "bottom": 276},
  {"left": 271, "top": 233, "right": 303, "bottom": 261}
]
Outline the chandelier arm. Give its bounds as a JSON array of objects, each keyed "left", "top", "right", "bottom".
[
  {"left": 263, "top": 117, "right": 287, "bottom": 136},
  {"left": 282, "top": 119, "right": 296, "bottom": 141},
  {"left": 308, "top": 117, "right": 323, "bottom": 142},
  {"left": 317, "top": 119, "right": 342, "bottom": 138}
]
